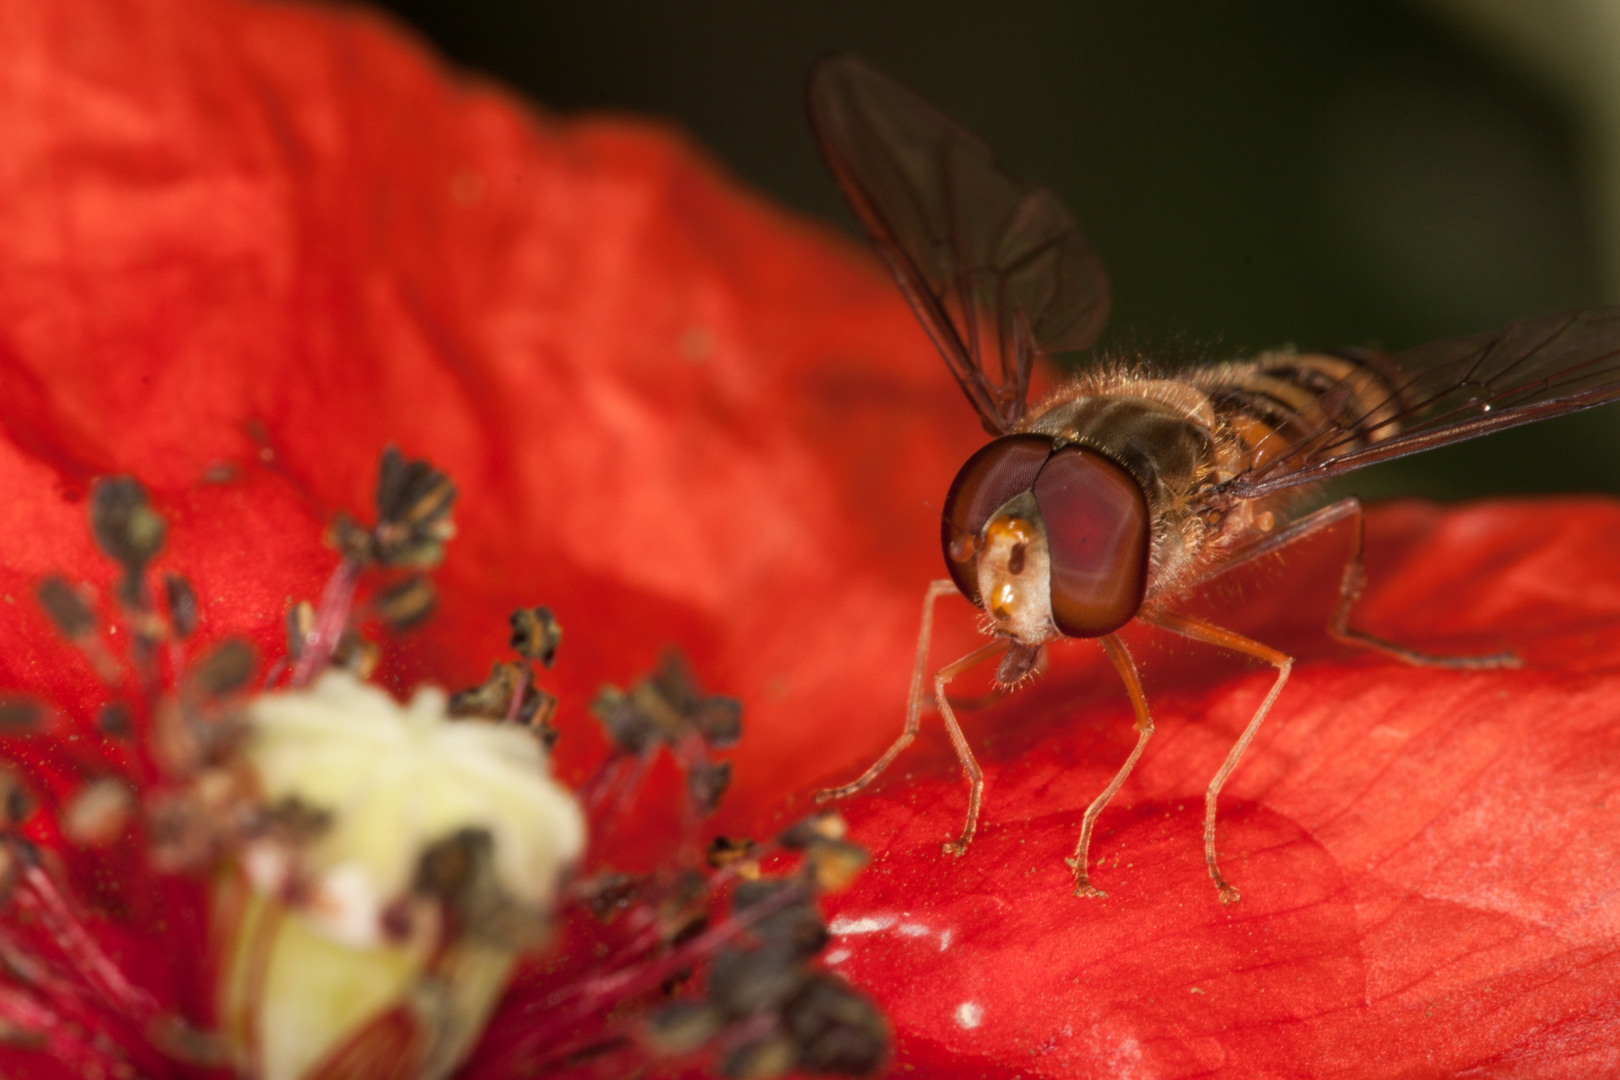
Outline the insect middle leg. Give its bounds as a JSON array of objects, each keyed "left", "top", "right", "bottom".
[
  {"left": 1069, "top": 632, "right": 1154, "bottom": 898},
  {"left": 1142, "top": 610, "right": 1292, "bottom": 905}
]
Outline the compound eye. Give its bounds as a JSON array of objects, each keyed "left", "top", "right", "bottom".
[
  {"left": 940, "top": 435, "right": 1054, "bottom": 604},
  {"left": 1031, "top": 446, "right": 1149, "bottom": 637}
]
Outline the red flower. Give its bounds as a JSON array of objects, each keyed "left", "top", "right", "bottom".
[{"left": 1, "top": 1, "right": 1617, "bottom": 1077}]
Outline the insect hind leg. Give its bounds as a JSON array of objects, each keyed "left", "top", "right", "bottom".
[
  {"left": 1327, "top": 498, "right": 1520, "bottom": 670},
  {"left": 1191, "top": 497, "right": 1519, "bottom": 671}
]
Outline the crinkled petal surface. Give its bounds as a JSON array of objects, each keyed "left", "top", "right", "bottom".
[
  {"left": 0, "top": 2, "right": 1618, "bottom": 1079},
  {"left": 0, "top": 0, "right": 979, "bottom": 810}
]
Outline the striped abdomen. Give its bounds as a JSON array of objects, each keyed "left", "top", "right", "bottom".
[{"left": 1198, "top": 349, "right": 1406, "bottom": 478}]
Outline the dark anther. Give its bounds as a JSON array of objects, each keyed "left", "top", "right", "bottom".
[
  {"left": 706, "top": 835, "right": 758, "bottom": 872},
  {"left": 257, "top": 796, "right": 333, "bottom": 844},
  {"left": 733, "top": 880, "right": 828, "bottom": 959},
  {"left": 371, "top": 447, "right": 457, "bottom": 569},
  {"left": 408, "top": 826, "right": 536, "bottom": 948},
  {"left": 164, "top": 574, "right": 199, "bottom": 639},
  {"left": 648, "top": 651, "right": 703, "bottom": 713},
  {"left": 781, "top": 814, "right": 867, "bottom": 889},
  {"left": 778, "top": 810, "right": 848, "bottom": 850},
  {"left": 589, "top": 684, "right": 661, "bottom": 755},
  {"left": 529, "top": 691, "right": 561, "bottom": 750},
  {"left": 413, "top": 827, "right": 495, "bottom": 909},
  {"left": 692, "top": 696, "right": 742, "bottom": 751},
  {"left": 374, "top": 575, "right": 437, "bottom": 631},
  {"left": 89, "top": 477, "right": 166, "bottom": 607},
  {"left": 325, "top": 515, "right": 375, "bottom": 565},
  {"left": 0, "top": 698, "right": 43, "bottom": 735},
  {"left": 451, "top": 662, "right": 524, "bottom": 719},
  {"left": 285, "top": 601, "right": 315, "bottom": 659},
  {"left": 803, "top": 838, "right": 870, "bottom": 893},
  {"left": 466, "top": 672, "right": 520, "bottom": 718},
  {"left": 330, "top": 632, "right": 381, "bottom": 680},
  {"left": 709, "top": 943, "right": 811, "bottom": 1021},
  {"left": 509, "top": 606, "right": 562, "bottom": 667},
  {"left": 287, "top": 598, "right": 378, "bottom": 678},
  {"left": 575, "top": 872, "right": 645, "bottom": 924},
  {"left": 718, "top": 1034, "right": 798, "bottom": 1080},
  {"left": 660, "top": 869, "right": 711, "bottom": 932},
  {"left": 36, "top": 576, "right": 95, "bottom": 639},
  {"left": 648, "top": 652, "right": 743, "bottom": 749},
  {"left": 667, "top": 901, "right": 711, "bottom": 951},
  {"left": 783, "top": 974, "right": 890, "bottom": 1076},
  {"left": 0, "top": 767, "right": 33, "bottom": 827},
  {"left": 686, "top": 759, "right": 733, "bottom": 819},
  {"left": 592, "top": 650, "right": 744, "bottom": 755},
  {"left": 644, "top": 1001, "right": 721, "bottom": 1056},
  {"left": 1007, "top": 541, "right": 1027, "bottom": 575},
  {"left": 96, "top": 703, "right": 133, "bottom": 739},
  {"left": 185, "top": 639, "right": 256, "bottom": 700},
  {"left": 324, "top": 448, "right": 457, "bottom": 569},
  {"left": 449, "top": 662, "right": 556, "bottom": 742}
]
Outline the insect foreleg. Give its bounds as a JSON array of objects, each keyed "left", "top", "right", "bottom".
[
  {"left": 936, "top": 638, "right": 1011, "bottom": 856},
  {"left": 1143, "top": 610, "right": 1292, "bottom": 905},
  {"left": 1069, "top": 632, "right": 1154, "bottom": 899},
  {"left": 816, "top": 579, "right": 960, "bottom": 804}
]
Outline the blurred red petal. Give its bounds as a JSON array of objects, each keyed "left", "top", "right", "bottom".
[
  {"left": 0, "top": 2, "right": 1618, "bottom": 1079},
  {"left": 0, "top": 0, "right": 977, "bottom": 818}
]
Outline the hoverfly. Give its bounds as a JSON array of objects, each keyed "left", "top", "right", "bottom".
[{"left": 807, "top": 54, "right": 1620, "bottom": 904}]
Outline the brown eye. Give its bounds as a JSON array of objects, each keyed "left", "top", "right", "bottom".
[
  {"left": 941, "top": 435, "right": 1053, "bottom": 602},
  {"left": 1031, "top": 446, "right": 1149, "bottom": 637}
]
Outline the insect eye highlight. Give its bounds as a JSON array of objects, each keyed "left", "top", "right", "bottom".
[{"left": 1031, "top": 446, "right": 1149, "bottom": 637}]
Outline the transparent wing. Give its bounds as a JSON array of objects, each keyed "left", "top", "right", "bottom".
[
  {"left": 1223, "top": 306, "right": 1620, "bottom": 498},
  {"left": 808, "top": 54, "right": 1111, "bottom": 435}
]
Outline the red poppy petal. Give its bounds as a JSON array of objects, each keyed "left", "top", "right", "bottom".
[
  {"left": 0, "top": 0, "right": 981, "bottom": 819},
  {"left": 819, "top": 497, "right": 1620, "bottom": 1076},
  {"left": 3, "top": 3, "right": 1620, "bottom": 1078}
]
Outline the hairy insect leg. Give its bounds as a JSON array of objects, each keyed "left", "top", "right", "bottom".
[
  {"left": 816, "top": 579, "right": 960, "bottom": 804},
  {"left": 1143, "top": 610, "right": 1292, "bottom": 905},
  {"left": 936, "top": 638, "right": 1012, "bottom": 856},
  {"left": 1326, "top": 498, "right": 1520, "bottom": 670},
  {"left": 1068, "top": 633, "right": 1153, "bottom": 899},
  {"left": 1192, "top": 497, "right": 1519, "bottom": 670}
]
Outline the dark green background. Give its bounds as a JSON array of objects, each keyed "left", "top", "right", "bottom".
[{"left": 374, "top": 0, "right": 1620, "bottom": 498}]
